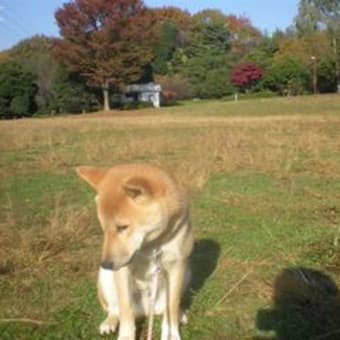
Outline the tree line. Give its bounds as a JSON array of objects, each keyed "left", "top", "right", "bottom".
[{"left": 0, "top": 0, "right": 339, "bottom": 117}]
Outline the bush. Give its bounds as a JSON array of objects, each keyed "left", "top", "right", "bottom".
[
  {"left": 0, "top": 61, "right": 37, "bottom": 118},
  {"left": 231, "top": 62, "right": 263, "bottom": 92},
  {"left": 120, "top": 101, "right": 154, "bottom": 110},
  {"left": 197, "top": 68, "right": 236, "bottom": 98},
  {"left": 10, "top": 95, "right": 31, "bottom": 117},
  {"left": 49, "top": 66, "right": 99, "bottom": 114},
  {"left": 155, "top": 74, "right": 196, "bottom": 102},
  {"left": 0, "top": 97, "right": 9, "bottom": 118},
  {"left": 161, "top": 90, "right": 177, "bottom": 106},
  {"left": 264, "top": 55, "right": 311, "bottom": 96}
]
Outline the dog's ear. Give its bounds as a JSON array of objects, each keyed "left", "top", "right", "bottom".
[
  {"left": 76, "top": 166, "right": 107, "bottom": 191},
  {"left": 123, "top": 177, "right": 152, "bottom": 200}
]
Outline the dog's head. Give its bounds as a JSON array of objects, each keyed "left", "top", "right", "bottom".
[{"left": 76, "top": 166, "right": 167, "bottom": 270}]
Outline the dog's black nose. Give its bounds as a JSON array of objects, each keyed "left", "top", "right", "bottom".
[{"left": 100, "top": 261, "right": 114, "bottom": 270}]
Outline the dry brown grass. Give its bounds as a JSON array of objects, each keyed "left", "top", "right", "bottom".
[
  {"left": 2, "top": 114, "right": 340, "bottom": 182},
  {"left": 0, "top": 195, "right": 97, "bottom": 285}
]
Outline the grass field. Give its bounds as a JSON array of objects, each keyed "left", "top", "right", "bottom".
[{"left": 0, "top": 95, "right": 340, "bottom": 339}]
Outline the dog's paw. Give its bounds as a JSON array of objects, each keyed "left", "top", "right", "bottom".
[
  {"left": 161, "top": 335, "right": 181, "bottom": 340},
  {"left": 161, "top": 326, "right": 181, "bottom": 340},
  {"left": 170, "top": 336, "right": 181, "bottom": 340},
  {"left": 99, "top": 315, "right": 118, "bottom": 335}
]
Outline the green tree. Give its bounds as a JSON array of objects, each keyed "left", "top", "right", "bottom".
[
  {"left": 0, "top": 61, "right": 37, "bottom": 118},
  {"left": 225, "top": 15, "right": 262, "bottom": 56},
  {"left": 295, "top": 0, "right": 321, "bottom": 35},
  {"left": 50, "top": 66, "right": 99, "bottom": 114},
  {"left": 243, "top": 36, "right": 278, "bottom": 70},
  {"left": 199, "top": 68, "right": 235, "bottom": 98},
  {"left": 152, "top": 21, "right": 180, "bottom": 75},
  {"left": 9, "top": 35, "right": 59, "bottom": 112},
  {"left": 295, "top": 0, "right": 340, "bottom": 91},
  {"left": 316, "top": 0, "right": 340, "bottom": 91},
  {"left": 10, "top": 95, "right": 31, "bottom": 117},
  {"left": 182, "top": 10, "right": 232, "bottom": 98},
  {"left": 264, "top": 55, "right": 311, "bottom": 95},
  {"left": 151, "top": 7, "right": 191, "bottom": 75}
]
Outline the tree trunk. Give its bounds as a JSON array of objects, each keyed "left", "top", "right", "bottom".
[{"left": 102, "top": 84, "right": 110, "bottom": 111}]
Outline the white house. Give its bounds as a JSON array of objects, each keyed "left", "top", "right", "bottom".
[{"left": 121, "top": 83, "right": 162, "bottom": 108}]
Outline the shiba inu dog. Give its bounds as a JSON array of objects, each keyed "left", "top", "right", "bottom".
[{"left": 76, "top": 163, "right": 194, "bottom": 340}]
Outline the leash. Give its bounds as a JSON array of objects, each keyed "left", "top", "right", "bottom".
[{"left": 146, "top": 249, "right": 161, "bottom": 340}]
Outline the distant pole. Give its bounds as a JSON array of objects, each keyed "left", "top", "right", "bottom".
[{"left": 311, "top": 56, "right": 317, "bottom": 95}]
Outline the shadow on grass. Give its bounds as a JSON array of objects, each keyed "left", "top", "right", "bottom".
[
  {"left": 184, "top": 238, "right": 221, "bottom": 309},
  {"left": 255, "top": 267, "right": 340, "bottom": 340}
]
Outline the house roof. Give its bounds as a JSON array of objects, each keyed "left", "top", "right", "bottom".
[{"left": 125, "top": 83, "right": 161, "bottom": 93}]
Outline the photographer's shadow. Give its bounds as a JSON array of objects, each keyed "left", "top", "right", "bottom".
[
  {"left": 184, "top": 238, "right": 221, "bottom": 308},
  {"left": 256, "top": 267, "right": 340, "bottom": 340}
]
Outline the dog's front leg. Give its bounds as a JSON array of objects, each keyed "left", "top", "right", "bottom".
[
  {"left": 114, "top": 266, "right": 135, "bottom": 340},
  {"left": 162, "top": 260, "right": 188, "bottom": 340}
]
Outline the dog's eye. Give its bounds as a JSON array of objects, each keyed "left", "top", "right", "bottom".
[{"left": 117, "top": 225, "right": 128, "bottom": 233}]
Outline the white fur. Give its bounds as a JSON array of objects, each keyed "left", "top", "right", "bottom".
[
  {"left": 98, "top": 258, "right": 167, "bottom": 317},
  {"left": 98, "top": 267, "right": 119, "bottom": 315}
]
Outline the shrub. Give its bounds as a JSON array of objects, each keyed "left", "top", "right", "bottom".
[
  {"left": 155, "top": 74, "right": 196, "bottom": 101},
  {"left": 198, "top": 68, "right": 236, "bottom": 98},
  {"left": 120, "top": 101, "right": 154, "bottom": 110},
  {"left": 0, "top": 97, "right": 9, "bottom": 118},
  {"left": 231, "top": 62, "right": 263, "bottom": 92},
  {"left": 264, "top": 55, "right": 311, "bottom": 96},
  {"left": 0, "top": 61, "right": 37, "bottom": 118},
  {"left": 10, "top": 95, "right": 31, "bottom": 117},
  {"left": 161, "top": 90, "right": 177, "bottom": 106},
  {"left": 49, "top": 66, "right": 99, "bottom": 114}
]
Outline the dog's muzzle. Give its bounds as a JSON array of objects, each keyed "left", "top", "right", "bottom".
[
  {"left": 100, "top": 261, "right": 114, "bottom": 270},
  {"left": 100, "top": 256, "right": 133, "bottom": 271}
]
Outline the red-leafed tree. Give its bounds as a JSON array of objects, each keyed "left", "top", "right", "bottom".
[
  {"left": 54, "top": 0, "right": 155, "bottom": 111},
  {"left": 231, "top": 63, "right": 263, "bottom": 92}
]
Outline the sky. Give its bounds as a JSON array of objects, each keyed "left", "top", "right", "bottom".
[{"left": 0, "top": 0, "right": 299, "bottom": 51}]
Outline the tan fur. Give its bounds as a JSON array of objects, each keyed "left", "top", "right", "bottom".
[{"left": 77, "top": 163, "right": 194, "bottom": 340}]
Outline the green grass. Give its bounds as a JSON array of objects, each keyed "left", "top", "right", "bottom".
[
  {"left": 0, "top": 95, "right": 340, "bottom": 339},
  {"left": 173, "top": 94, "right": 340, "bottom": 117}
]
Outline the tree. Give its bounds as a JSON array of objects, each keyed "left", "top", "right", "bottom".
[
  {"left": 295, "top": 0, "right": 340, "bottom": 91},
  {"left": 277, "top": 32, "right": 335, "bottom": 93},
  {"left": 10, "top": 95, "right": 31, "bottom": 117},
  {"left": 264, "top": 55, "right": 311, "bottom": 95},
  {"left": 243, "top": 35, "right": 277, "bottom": 70},
  {"left": 50, "top": 66, "right": 99, "bottom": 114},
  {"left": 152, "top": 21, "right": 180, "bottom": 75},
  {"left": 55, "top": 0, "right": 155, "bottom": 111},
  {"left": 155, "top": 74, "right": 195, "bottom": 101},
  {"left": 295, "top": 0, "right": 321, "bottom": 35},
  {"left": 199, "top": 68, "right": 235, "bottom": 98},
  {"left": 225, "top": 15, "right": 262, "bottom": 56},
  {"left": 0, "top": 51, "right": 10, "bottom": 62},
  {"left": 316, "top": 0, "right": 340, "bottom": 92},
  {"left": 182, "top": 9, "right": 232, "bottom": 98},
  {"left": 231, "top": 63, "right": 263, "bottom": 92},
  {"left": 0, "top": 61, "right": 37, "bottom": 118},
  {"left": 9, "top": 35, "right": 59, "bottom": 112}
]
